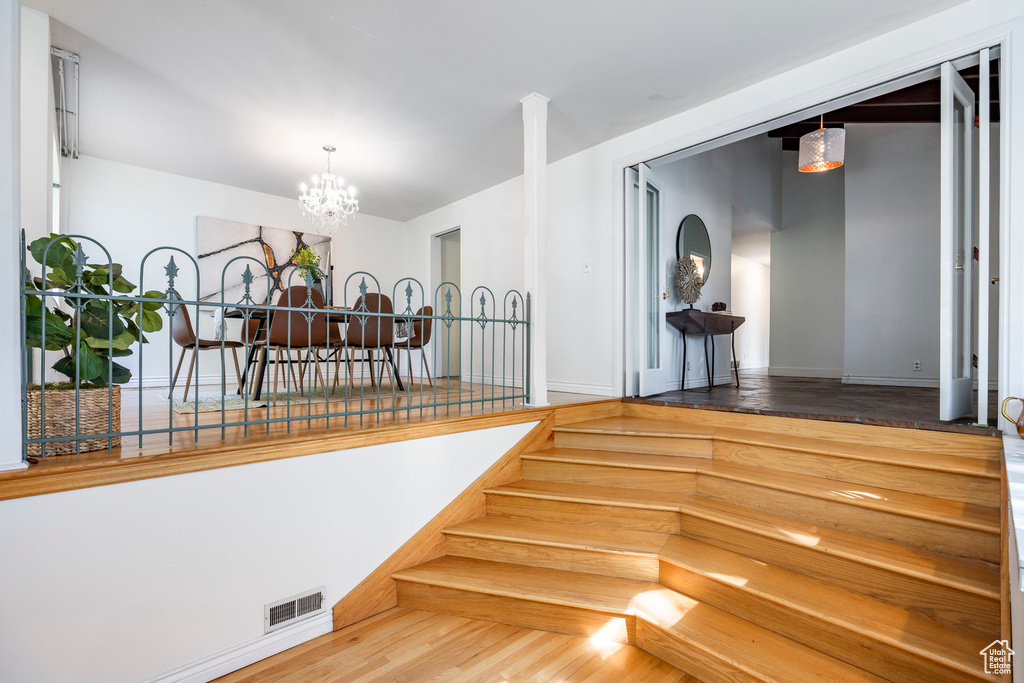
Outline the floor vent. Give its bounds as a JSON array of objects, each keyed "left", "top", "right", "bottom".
[{"left": 264, "top": 586, "right": 326, "bottom": 633}]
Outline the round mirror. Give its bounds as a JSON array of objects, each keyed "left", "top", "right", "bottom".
[{"left": 676, "top": 214, "right": 711, "bottom": 283}]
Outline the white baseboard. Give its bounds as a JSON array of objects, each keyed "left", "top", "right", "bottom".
[
  {"left": 461, "top": 373, "right": 525, "bottom": 389},
  {"left": 677, "top": 372, "right": 737, "bottom": 392},
  {"left": 0, "top": 460, "right": 29, "bottom": 472},
  {"left": 547, "top": 380, "right": 617, "bottom": 397},
  {"left": 843, "top": 375, "right": 999, "bottom": 390},
  {"left": 842, "top": 375, "right": 940, "bottom": 388},
  {"left": 140, "top": 611, "right": 332, "bottom": 683},
  {"left": 768, "top": 366, "right": 843, "bottom": 379}
]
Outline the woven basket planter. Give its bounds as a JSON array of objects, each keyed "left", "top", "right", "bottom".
[{"left": 26, "top": 386, "right": 121, "bottom": 456}]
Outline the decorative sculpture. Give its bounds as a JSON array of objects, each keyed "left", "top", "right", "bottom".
[{"left": 675, "top": 256, "right": 704, "bottom": 308}]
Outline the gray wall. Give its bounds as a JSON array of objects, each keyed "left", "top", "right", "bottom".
[
  {"left": 843, "top": 123, "right": 940, "bottom": 384},
  {"left": 770, "top": 151, "right": 845, "bottom": 377}
]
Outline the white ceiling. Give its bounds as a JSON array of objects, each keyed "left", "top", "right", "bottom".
[{"left": 23, "top": 0, "right": 967, "bottom": 221}]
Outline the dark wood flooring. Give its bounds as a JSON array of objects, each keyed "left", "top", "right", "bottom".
[{"left": 630, "top": 370, "right": 1000, "bottom": 436}]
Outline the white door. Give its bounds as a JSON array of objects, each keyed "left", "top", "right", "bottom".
[
  {"left": 939, "top": 62, "right": 975, "bottom": 421},
  {"left": 636, "top": 163, "right": 671, "bottom": 396}
]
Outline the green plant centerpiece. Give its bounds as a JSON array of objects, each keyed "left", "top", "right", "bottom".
[
  {"left": 290, "top": 245, "right": 322, "bottom": 281},
  {"left": 23, "top": 234, "right": 163, "bottom": 455}
]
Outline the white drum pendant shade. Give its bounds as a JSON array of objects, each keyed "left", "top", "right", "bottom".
[{"left": 798, "top": 126, "right": 845, "bottom": 173}]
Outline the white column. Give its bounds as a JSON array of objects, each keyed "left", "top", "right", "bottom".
[
  {"left": 521, "top": 93, "right": 548, "bottom": 407},
  {"left": 0, "top": 0, "right": 26, "bottom": 471}
]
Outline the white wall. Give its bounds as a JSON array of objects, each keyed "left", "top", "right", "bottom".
[
  {"left": 61, "top": 156, "right": 406, "bottom": 386},
  {"left": 731, "top": 254, "right": 770, "bottom": 369},
  {"left": 0, "top": 0, "right": 23, "bottom": 471},
  {"left": 18, "top": 6, "right": 51, "bottom": 245},
  {"left": 770, "top": 152, "right": 846, "bottom": 377},
  {"left": 402, "top": 176, "right": 532, "bottom": 391},
  {"left": 0, "top": 420, "right": 536, "bottom": 683},
  {"left": 651, "top": 135, "right": 779, "bottom": 391}
]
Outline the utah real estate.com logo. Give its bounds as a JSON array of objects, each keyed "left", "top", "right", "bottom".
[{"left": 981, "top": 639, "right": 1013, "bottom": 675}]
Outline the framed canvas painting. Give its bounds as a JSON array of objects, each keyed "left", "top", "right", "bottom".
[{"left": 196, "top": 218, "right": 331, "bottom": 306}]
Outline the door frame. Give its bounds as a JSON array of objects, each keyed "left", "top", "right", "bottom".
[{"left": 610, "top": 37, "right": 1013, "bottom": 431}]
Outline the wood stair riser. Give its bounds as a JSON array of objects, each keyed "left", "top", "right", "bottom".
[
  {"left": 713, "top": 441, "right": 999, "bottom": 507},
  {"left": 395, "top": 580, "right": 637, "bottom": 644},
  {"left": 621, "top": 403, "right": 1004, "bottom": 459},
  {"left": 697, "top": 476, "right": 999, "bottom": 563},
  {"left": 444, "top": 535, "right": 660, "bottom": 581},
  {"left": 486, "top": 492, "right": 682, "bottom": 533},
  {"left": 635, "top": 621, "right": 769, "bottom": 683},
  {"left": 679, "top": 512, "right": 1000, "bottom": 634},
  {"left": 553, "top": 430, "right": 712, "bottom": 458},
  {"left": 522, "top": 459, "right": 697, "bottom": 494},
  {"left": 659, "top": 561, "right": 985, "bottom": 683}
]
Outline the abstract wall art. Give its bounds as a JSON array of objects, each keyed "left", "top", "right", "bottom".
[{"left": 196, "top": 218, "right": 331, "bottom": 306}]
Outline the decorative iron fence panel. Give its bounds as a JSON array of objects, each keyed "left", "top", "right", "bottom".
[{"left": 21, "top": 232, "right": 531, "bottom": 459}]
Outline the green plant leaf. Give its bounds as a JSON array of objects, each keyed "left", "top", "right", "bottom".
[
  {"left": 84, "top": 328, "right": 135, "bottom": 351},
  {"left": 142, "top": 290, "right": 164, "bottom": 311},
  {"left": 100, "top": 358, "right": 132, "bottom": 384},
  {"left": 80, "top": 302, "right": 126, "bottom": 339},
  {"left": 25, "top": 294, "right": 41, "bottom": 317},
  {"left": 47, "top": 267, "right": 72, "bottom": 287},
  {"left": 29, "top": 235, "right": 73, "bottom": 269},
  {"left": 52, "top": 345, "right": 104, "bottom": 382},
  {"left": 112, "top": 275, "right": 135, "bottom": 293},
  {"left": 139, "top": 308, "right": 163, "bottom": 333}
]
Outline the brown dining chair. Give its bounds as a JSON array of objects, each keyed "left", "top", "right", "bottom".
[
  {"left": 169, "top": 292, "right": 245, "bottom": 401},
  {"left": 260, "top": 286, "right": 341, "bottom": 404},
  {"left": 240, "top": 316, "right": 266, "bottom": 391},
  {"left": 392, "top": 306, "right": 433, "bottom": 387},
  {"left": 343, "top": 293, "right": 395, "bottom": 389}
]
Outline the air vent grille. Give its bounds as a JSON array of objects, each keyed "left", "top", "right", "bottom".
[{"left": 264, "top": 586, "right": 326, "bottom": 633}]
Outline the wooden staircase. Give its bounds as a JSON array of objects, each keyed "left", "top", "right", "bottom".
[{"left": 390, "top": 404, "right": 1006, "bottom": 682}]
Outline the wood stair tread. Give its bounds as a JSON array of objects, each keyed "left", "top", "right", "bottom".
[
  {"left": 552, "top": 416, "right": 718, "bottom": 440},
  {"left": 521, "top": 447, "right": 706, "bottom": 472},
  {"left": 633, "top": 588, "right": 889, "bottom": 683},
  {"left": 700, "top": 460, "right": 1000, "bottom": 532},
  {"left": 393, "top": 556, "right": 656, "bottom": 615},
  {"left": 676, "top": 495, "right": 999, "bottom": 598},
  {"left": 660, "top": 536, "right": 990, "bottom": 678},
  {"left": 714, "top": 426, "right": 1000, "bottom": 478},
  {"left": 445, "top": 517, "right": 670, "bottom": 556},
  {"left": 485, "top": 480, "right": 692, "bottom": 511}
]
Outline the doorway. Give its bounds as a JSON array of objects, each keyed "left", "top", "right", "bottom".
[
  {"left": 432, "top": 229, "right": 461, "bottom": 378},
  {"left": 621, "top": 50, "right": 1001, "bottom": 426}
]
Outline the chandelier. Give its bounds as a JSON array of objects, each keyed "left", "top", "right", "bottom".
[{"left": 298, "top": 145, "right": 359, "bottom": 232}]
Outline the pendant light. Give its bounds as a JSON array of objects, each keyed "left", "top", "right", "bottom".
[{"left": 798, "top": 116, "right": 845, "bottom": 173}]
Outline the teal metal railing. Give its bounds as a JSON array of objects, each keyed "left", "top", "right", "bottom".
[{"left": 21, "top": 232, "right": 530, "bottom": 459}]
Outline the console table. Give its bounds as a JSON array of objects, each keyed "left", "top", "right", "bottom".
[{"left": 665, "top": 309, "right": 745, "bottom": 392}]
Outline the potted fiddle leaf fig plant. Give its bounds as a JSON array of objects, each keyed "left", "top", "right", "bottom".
[{"left": 24, "top": 234, "right": 164, "bottom": 455}]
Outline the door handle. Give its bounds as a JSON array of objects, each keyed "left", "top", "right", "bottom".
[
  {"left": 954, "top": 253, "right": 964, "bottom": 271},
  {"left": 662, "top": 288, "right": 669, "bottom": 300}
]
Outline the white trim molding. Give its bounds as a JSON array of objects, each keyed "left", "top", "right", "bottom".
[
  {"left": 139, "top": 611, "right": 332, "bottom": 683},
  {"left": 546, "top": 380, "right": 617, "bottom": 397},
  {"left": 768, "top": 366, "right": 843, "bottom": 379}
]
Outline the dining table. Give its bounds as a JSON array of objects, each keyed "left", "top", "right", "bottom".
[{"left": 224, "top": 306, "right": 405, "bottom": 400}]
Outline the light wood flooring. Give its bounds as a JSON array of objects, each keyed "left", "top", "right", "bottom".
[{"left": 215, "top": 607, "right": 697, "bottom": 683}]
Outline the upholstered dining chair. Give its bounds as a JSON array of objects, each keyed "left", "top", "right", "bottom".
[
  {"left": 343, "top": 293, "right": 396, "bottom": 389},
  {"left": 260, "top": 286, "right": 341, "bottom": 404},
  {"left": 391, "top": 306, "right": 433, "bottom": 388},
  {"left": 169, "top": 292, "right": 245, "bottom": 401}
]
